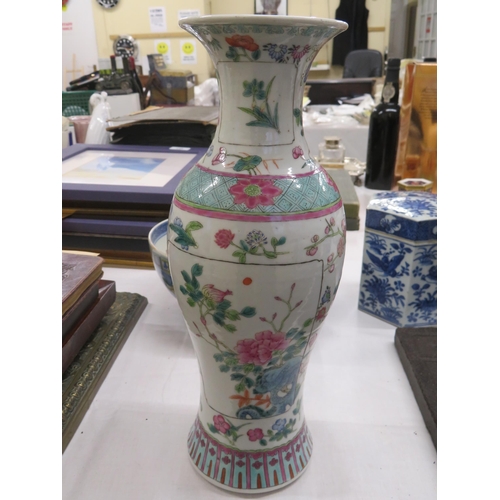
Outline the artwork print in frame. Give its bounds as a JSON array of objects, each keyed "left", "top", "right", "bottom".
[{"left": 255, "top": 0, "right": 287, "bottom": 15}]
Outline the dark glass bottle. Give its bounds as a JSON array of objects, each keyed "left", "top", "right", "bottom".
[{"left": 365, "top": 58, "right": 401, "bottom": 190}]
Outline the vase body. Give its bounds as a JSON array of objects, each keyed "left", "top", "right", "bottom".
[{"left": 168, "top": 15, "right": 348, "bottom": 493}]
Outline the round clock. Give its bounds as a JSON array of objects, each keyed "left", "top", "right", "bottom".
[
  {"left": 96, "top": 0, "right": 119, "bottom": 8},
  {"left": 113, "top": 35, "right": 139, "bottom": 58}
]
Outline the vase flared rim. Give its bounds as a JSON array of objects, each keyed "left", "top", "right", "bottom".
[{"left": 179, "top": 14, "right": 348, "bottom": 31}]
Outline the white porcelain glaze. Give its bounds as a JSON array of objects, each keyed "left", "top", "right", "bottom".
[{"left": 165, "top": 15, "right": 348, "bottom": 493}]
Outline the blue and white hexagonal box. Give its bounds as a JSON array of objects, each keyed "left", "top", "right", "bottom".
[{"left": 358, "top": 191, "right": 437, "bottom": 327}]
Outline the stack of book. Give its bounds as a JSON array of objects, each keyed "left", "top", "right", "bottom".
[
  {"left": 62, "top": 251, "right": 148, "bottom": 452},
  {"left": 62, "top": 143, "right": 207, "bottom": 268},
  {"left": 62, "top": 252, "right": 116, "bottom": 373}
]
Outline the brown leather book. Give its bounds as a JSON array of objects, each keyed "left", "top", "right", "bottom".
[
  {"left": 62, "top": 280, "right": 116, "bottom": 374},
  {"left": 62, "top": 252, "right": 104, "bottom": 316},
  {"left": 62, "top": 279, "right": 100, "bottom": 338}
]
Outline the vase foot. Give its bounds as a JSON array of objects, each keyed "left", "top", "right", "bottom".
[{"left": 186, "top": 416, "right": 313, "bottom": 493}]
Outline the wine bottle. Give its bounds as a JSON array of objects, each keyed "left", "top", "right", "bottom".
[{"left": 365, "top": 58, "right": 401, "bottom": 190}]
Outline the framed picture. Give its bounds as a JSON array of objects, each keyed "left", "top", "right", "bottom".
[
  {"left": 62, "top": 143, "right": 207, "bottom": 210},
  {"left": 255, "top": 0, "right": 287, "bottom": 15}
]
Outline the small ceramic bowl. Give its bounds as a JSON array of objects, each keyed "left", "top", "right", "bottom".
[{"left": 148, "top": 219, "right": 174, "bottom": 293}]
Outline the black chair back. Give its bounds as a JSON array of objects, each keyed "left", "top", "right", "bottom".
[{"left": 342, "top": 49, "right": 383, "bottom": 78}]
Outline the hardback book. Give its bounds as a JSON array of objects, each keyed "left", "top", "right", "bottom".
[
  {"left": 62, "top": 280, "right": 117, "bottom": 374},
  {"left": 62, "top": 252, "right": 104, "bottom": 315},
  {"left": 62, "top": 291, "right": 148, "bottom": 452},
  {"left": 62, "top": 278, "right": 100, "bottom": 338}
]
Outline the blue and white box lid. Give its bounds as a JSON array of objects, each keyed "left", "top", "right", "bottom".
[{"left": 365, "top": 191, "right": 437, "bottom": 242}]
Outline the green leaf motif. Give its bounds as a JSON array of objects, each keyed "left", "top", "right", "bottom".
[
  {"left": 233, "top": 155, "right": 263, "bottom": 172},
  {"left": 185, "top": 221, "right": 203, "bottom": 233},
  {"left": 187, "top": 297, "right": 196, "bottom": 307},
  {"left": 191, "top": 263, "right": 203, "bottom": 277},
  {"left": 251, "top": 49, "right": 261, "bottom": 60},
  {"left": 224, "top": 323, "right": 237, "bottom": 333},
  {"left": 225, "top": 309, "right": 241, "bottom": 321},
  {"left": 219, "top": 364, "right": 230, "bottom": 373},
  {"left": 213, "top": 311, "right": 226, "bottom": 325},
  {"left": 240, "top": 306, "right": 257, "bottom": 318}
]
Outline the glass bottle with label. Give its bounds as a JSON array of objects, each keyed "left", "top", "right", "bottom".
[
  {"left": 318, "top": 136, "right": 345, "bottom": 169},
  {"left": 365, "top": 58, "right": 401, "bottom": 190}
]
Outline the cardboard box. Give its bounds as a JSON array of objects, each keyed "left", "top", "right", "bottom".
[
  {"left": 147, "top": 55, "right": 197, "bottom": 105},
  {"left": 394, "top": 62, "right": 437, "bottom": 191}
]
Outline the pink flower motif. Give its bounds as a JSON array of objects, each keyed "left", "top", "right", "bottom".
[
  {"left": 247, "top": 428, "right": 264, "bottom": 442},
  {"left": 341, "top": 219, "right": 346, "bottom": 233},
  {"left": 252, "top": 460, "right": 263, "bottom": 469},
  {"left": 212, "top": 147, "right": 226, "bottom": 165},
  {"left": 315, "top": 306, "right": 327, "bottom": 322},
  {"left": 291, "top": 44, "right": 310, "bottom": 62},
  {"left": 202, "top": 284, "right": 233, "bottom": 303},
  {"left": 236, "top": 331, "right": 290, "bottom": 366},
  {"left": 306, "top": 246, "right": 318, "bottom": 256},
  {"left": 337, "top": 237, "right": 345, "bottom": 258},
  {"left": 228, "top": 179, "right": 282, "bottom": 209},
  {"left": 270, "top": 458, "right": 278, "bottom": 466},
  {"left": 214, "top": 229, "right": 235, "bottom": 249},
  {"left": 213, "top": 415, "right": 230, "bottom": 434},
  {"left": 222, "top": 456, "right": 231, "bottom": 465},
  {"left": 292, "top": 146, "right": 304, "bottom": 159}
]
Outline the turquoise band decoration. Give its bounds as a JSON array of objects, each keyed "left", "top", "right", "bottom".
[{"left": 175, "top": 165, "right": 341, "bottom": 218}]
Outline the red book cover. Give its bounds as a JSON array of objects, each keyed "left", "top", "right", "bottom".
[{"left": 62, "top": 280, "right": 116, "bottom": 374}]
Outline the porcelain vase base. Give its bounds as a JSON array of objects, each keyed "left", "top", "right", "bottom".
[{"left": 187, "top": 416, "right": 313, "bottom": 493}]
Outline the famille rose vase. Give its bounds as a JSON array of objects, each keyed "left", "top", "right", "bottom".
[{"left": 167, "top": 15, "right": 348, "bottom": 493}]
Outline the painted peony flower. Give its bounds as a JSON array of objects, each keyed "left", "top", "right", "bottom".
[
  {"left": 247, "top": 428, "right": 264, "bottom": 442},
  {"left": 229, "top": 178, "right": 282, "bottom": 209},
  {"left": 213, "top": 415, "right": 230, "bottom": 434},
  {"left": 225, "top": 34, "right": 259, "bottom": 52},
  {"left": 292, "top": 146, "right": 304, "bottom": 159},
  {"left": 236, "top": 330, "right": 290, "bottom": 366},
  {"left": 214, "top": 229, "right": 235, "bottom": 249}
]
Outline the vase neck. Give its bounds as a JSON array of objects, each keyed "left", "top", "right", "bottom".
[{"left": 180, "top": 16, "right": 347, "bottom": 175}]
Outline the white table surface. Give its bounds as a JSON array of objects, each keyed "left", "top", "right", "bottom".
[{"left": 62, "top": 185, "right": 437, "bottom": 500}]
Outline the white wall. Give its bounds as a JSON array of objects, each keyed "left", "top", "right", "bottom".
[{"left": 62, "top": 0, "right": 100, "bottom": 90}]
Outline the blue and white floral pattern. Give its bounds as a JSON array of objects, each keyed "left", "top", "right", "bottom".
[{"left": 359, "top": 192, "right": 437, "bottom": 327}]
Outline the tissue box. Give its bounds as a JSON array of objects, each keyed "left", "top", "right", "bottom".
[{"left": 358, "top": 191, "right": 437, "bottom": 327}]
